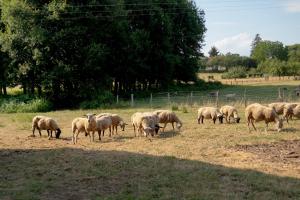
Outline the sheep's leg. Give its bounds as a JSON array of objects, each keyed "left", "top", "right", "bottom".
[
  {"left": 75, "top": 131, "right": 80, "bottom": 144},
  {"left": 98, "top": 131, "right": 101, "bottom": 141},
  {"left": 197, "top": 116, "right": 200, "bottom": 124},
  {"left": 38, "top": 128, "right": 42, "bottom": 137},
  {"left": 201, "top": 117, "right": 204, "bottom": 124},
  {"left": 115, "top": 126, "right": 118, "bottom": 135},
  {"left": 102, "top": 130, "right": 105, "bottom": 137},
  {"left": 225, "top": 115, "right": 229, "bottom": 124},
  {"left": 47, "top": 130, "right": 50, "bottom": 137},
  {"left": 172, "top": 122, "right": 175, "bottom": 130},
  {"left": 251, "top": 119, "right": 257, "bottom": 131},
  {"left": 228, "top": 116, "right": 231, "bottom": 124},
  {"left": 32, "top": 127, "right": 36, "bottom": 137},
  {"left": 162, "top": 123, "right": 167, "bottom": 132},
  {"left": 213, "top": 118, "right": 216, "bottom": 124},
  {"left": 91, "top": 131, "right": 95, "bottom": 142},
  {"left": 109, "top": 127, "right": 112, "bottom": 136}
]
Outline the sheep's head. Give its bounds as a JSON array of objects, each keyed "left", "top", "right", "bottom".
[
  {"left": 235, "top": 117, "right": 241, "bottom": 123},
  {"left": 55, "top": 128, "right": 61, "bottom": 139},
  {"left": 176, "top": 122, "right": 182, "bottom": 130},
  {"left": 119, "top": 121, "right": 128, "bottom": 131},
  {"left": 144, "top": 127, "right": 155, "bottom": 137},
  {"left": 217, "top": 114, "right": 224, "bottom": 124},
  {"left": 84, "top": 113, "right": 96, "bottom": 123},
  {"left": 276, "top": 118, "right": 283, "bottom": 132}
]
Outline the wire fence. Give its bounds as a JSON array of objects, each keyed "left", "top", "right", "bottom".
[{"left": 115, "top": 86, "right": 300, "bottom": 108}]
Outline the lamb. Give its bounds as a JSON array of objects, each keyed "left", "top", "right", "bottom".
[
  {"left": 197, "top": 107, "right": 224, "bottom": 124},
  {"left": 268, "top": 102, "right": 288, "bottom": 115},
  {"left": 153, "top": 110, "right": 182, "bottom": 132},
  {"left": 96, "top": 113, "right": 127, "bottom": 135},
  {"left": 32, "top": 116, "right": 61, "bottom": 139},
  {"left": 245, "top": 103, "right": 283, "bottom": 132},
  {"left": 71, "top": 113, "right": 96, "bottom": 144},
  {"left": 220, "top": 105, "right": 240, "bottom": 124}
]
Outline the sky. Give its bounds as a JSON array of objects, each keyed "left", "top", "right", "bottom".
[{"left": 194, "top": 0, "right": 300, "bottom": 56}]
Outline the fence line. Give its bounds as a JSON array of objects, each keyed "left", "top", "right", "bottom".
[{"left": 117, "top": 86, "right": 300, "bottom": 108}]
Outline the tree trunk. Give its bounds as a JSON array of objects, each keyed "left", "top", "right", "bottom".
[{"left": 37, "top": 85, "right": 42, "bottom": 97}]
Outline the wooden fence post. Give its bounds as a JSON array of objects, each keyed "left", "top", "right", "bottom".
[
  {"left": 216, "top": 91, "right": 219, "bottom": 108},
  {"left": 131, "top": 94, "right": 134, "bottom": 107},
  {"left": 150, "top": 93, "right": 153, "bottom": 108}
]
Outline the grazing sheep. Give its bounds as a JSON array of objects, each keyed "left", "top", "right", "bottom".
[
  {"left": 153, "top": 110, "right": 182, "bottom": 132},
  {"left": 245, "top": 103, "right": 283, "bottom": 132},
  {"left": 92, "top": 115, "right": 112, "bottom": 141},
  {"left": 220, "top": 105, "right": 240, "bottom": 124},
  {"left": 268, "top": 102, "right": 287, "bottom": 115},
  {"left": 32, "top": 116, "right": 61, "bottom": 139},
  {"left": 197, "top": 107, "right": 224, "bottom": 124},
  {"left": 71, "top": 113, "right": 96, "bottom": 144},
  {"left": 131, "top": 112, "right": 160, "bottom": 137},
  {"left": 96, "top": 113, "right": 127, "bottom": 135},
  {"left": 283, "top": 103, "right": 299, "bottom": 122}
]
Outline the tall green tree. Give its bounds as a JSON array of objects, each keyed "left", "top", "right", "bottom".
[
  {"left": 208, "top": 46, "right": 219, "bottom": 57},
  {"left": 250, "top": 33, "right": 262, "bottom": 56}
]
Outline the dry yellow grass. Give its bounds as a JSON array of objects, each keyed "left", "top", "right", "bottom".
[{"left": 1, "top": 105, "right": 300, "bottom": 199}]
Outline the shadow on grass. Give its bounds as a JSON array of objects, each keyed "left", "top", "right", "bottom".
[
  {"left": 0, "top": 148, "right": 299, "bottom": 200},
  {"left": 157, "top": 131, "right": 180, "bottom": 139}
]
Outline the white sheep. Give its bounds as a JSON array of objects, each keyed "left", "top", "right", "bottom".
[
  {"left": 220, "top": 105, "right": 240, "bottom": 124},
  {"left": 131, "top": 112, "right": 160, "bottom": 137},
  {"left": 153, "top": 110, "right": 182, "bottom": 132},
  {"left": 32, "top": 116, "right": 61, "bottom": 139},
  {"left": 71, "top": 113, "right": 96, "bottom": 144},
  {"left": 91, "top": 115, "right": 112, "bottom": 141},
  {"left": 245, "top": 103, "right": 283, "bottom": 132},
  {"left": 292, "top": 105, "right": 300, "bottom": 119},
  {"left": 96, "top": 113, "right": 127, "bottom": 135},
  {"left": 197, "top": 107, "right": 224, "bottom": 124}
]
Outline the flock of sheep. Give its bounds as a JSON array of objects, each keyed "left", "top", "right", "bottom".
[{"left": 31, "top": 102, "right": 300, "bottom": 144}]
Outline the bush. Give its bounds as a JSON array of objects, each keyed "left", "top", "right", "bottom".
[
  {"left": 221, "top": 66, "right": 247, "bottom": 79},
  {"left": 79, "top": 91, "right": 115, "bottom": 109},
  {"left": 0, "top": 98, "right": 53, "bottom": 113}
]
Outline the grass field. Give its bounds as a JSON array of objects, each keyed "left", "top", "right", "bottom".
[{"left": 1, "top": 82, "right": 300, "bottom": 199}]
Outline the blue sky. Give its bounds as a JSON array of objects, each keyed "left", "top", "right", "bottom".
[{"left": 194, "top": 0, "right": 300, "bottom": 56}]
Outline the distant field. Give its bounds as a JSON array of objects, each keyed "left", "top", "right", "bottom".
[{"left": 1, "top": 78, "right": 300, "bottom": 199}]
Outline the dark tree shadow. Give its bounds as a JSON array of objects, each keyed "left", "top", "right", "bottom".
[{"left": 0, "top": 148, "right": 299, "bottom": 200}]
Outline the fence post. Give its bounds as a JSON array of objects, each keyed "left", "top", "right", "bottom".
[
  {"left": 116, "top": 95, "right": 119, "bottom": 104},
  {"left": 167, "top": 92, "right": 170, "bottom": 104},
  {"left": 244, "top": 89, "right": 247, "bottom": 108},
  {"left": 131, "top": 94, "right": 134, "bottom": 107},
  {"left": 191, "top": 91, "right": 193, "bottom": 105},
  {"left": 216, "top": 91, "right": 219, "bottom": 108},
  {"left": 150, "top": 93, "right": 153, "bottom": 108}
]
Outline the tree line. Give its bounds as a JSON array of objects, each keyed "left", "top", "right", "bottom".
[
  {"left": 203, "top": 34, "right": 300, "bottom": 78},
  {"left": 0, "top": 0, "right": 206, "bottom": 107}
]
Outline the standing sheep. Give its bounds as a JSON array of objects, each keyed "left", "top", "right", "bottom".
[
  {"left": 131, "top": 112, "right": 160, "bottom": 137},
  {"left": 71, "top": 113, "right": 96, "bottom": 144},
  {"left": 245, "top": 103, "right": 283, "bottom": 132},
  {"left": 96, "top": 113, "right": 127, "bottom": 135},
  {"left": 292, "top": 105, "right": 300, "bottom": 119},
  {"left": 197, "top": 107, "right": 224, "bottom": 124},
  {"left": 220, "top": 105, "right": 240, "bottom": 124},
  {"left": 92, "top": 115, "right": 112, "bottom": 141},
  {"left": 32, "top": 116, "right": 61, "bottom": 139},
  {"left": 153, "top": 110, "right": 182, "bottom": 132},
  {"left": 283, "top": 103, "right": 299, "bottom": 122}
]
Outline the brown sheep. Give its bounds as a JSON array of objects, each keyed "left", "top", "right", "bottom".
[
  {"left": 197, "top": 107, "right": 224, "bottom": 124},
  {"left": 220, "top": 105, "right": 240, "bottom": 124},
  {"left": 268, "top": 102, "right": 287, "bottom": 115},
  {"left": 72, "top": 113, "right": 96, "bottom": 144},
  {"left": 245, "top": 103, "right": 283, "bottom": 132}
]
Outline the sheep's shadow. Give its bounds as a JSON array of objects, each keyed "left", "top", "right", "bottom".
[
  {"left": 157, "top": 130, "right": 180, "bottom": 138},
  {"left": 283, "top": 127, "right": 298, "bottom": 133}
]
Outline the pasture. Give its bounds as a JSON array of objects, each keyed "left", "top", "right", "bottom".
[{"left": 1, "top": 81, "right": 300, "bottom": 199}]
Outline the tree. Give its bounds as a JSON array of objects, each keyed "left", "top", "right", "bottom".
[
  {"left": 250, "top": 34, "right": 262, "bottom": 56},
  {"left": 251, "top": 40, "right": 288, "bottom": 63},
  {"left": 288, "top": 44, "right": 300, "bottom": 62},
  {"left": 208, "top": 46, "right": 219, "bottom": 57}
]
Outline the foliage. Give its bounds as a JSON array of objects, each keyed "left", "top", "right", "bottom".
[
  {"left": 207, "top": 53, "right": 256, "bottom": 69},
  {"left": 79, "top": 91, "right": 115, "bottom": 109},
  {"left": 0, "top": 0, "right": 207, "bottom": 107},
  {"left": 221, "top": 66, "right": 248, "bottom": 79},
  {"left": 252, "top": 41, "right": 288, "bottom": 63},
  {"left": 0, "top": 97, "right": 52, "bottom": 113},
  {"left": 250, "top": 34, "right": 262, "bottom": 56},
  {"left": 208, "top": 46, "right": 219, "bottom": 57},
  {"left": 288, "top": 44, "right": 300, "bottom": 62}
]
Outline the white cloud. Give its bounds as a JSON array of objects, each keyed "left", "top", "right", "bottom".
[
  {"left": 284, "top": 0, "right": 300, "bottom": 13},
  {"left": 211, "top": 21, "right": 236, "bottom": 26},
  {"left": 211, "top": 33, "right": 253, "bottom": 56}
]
